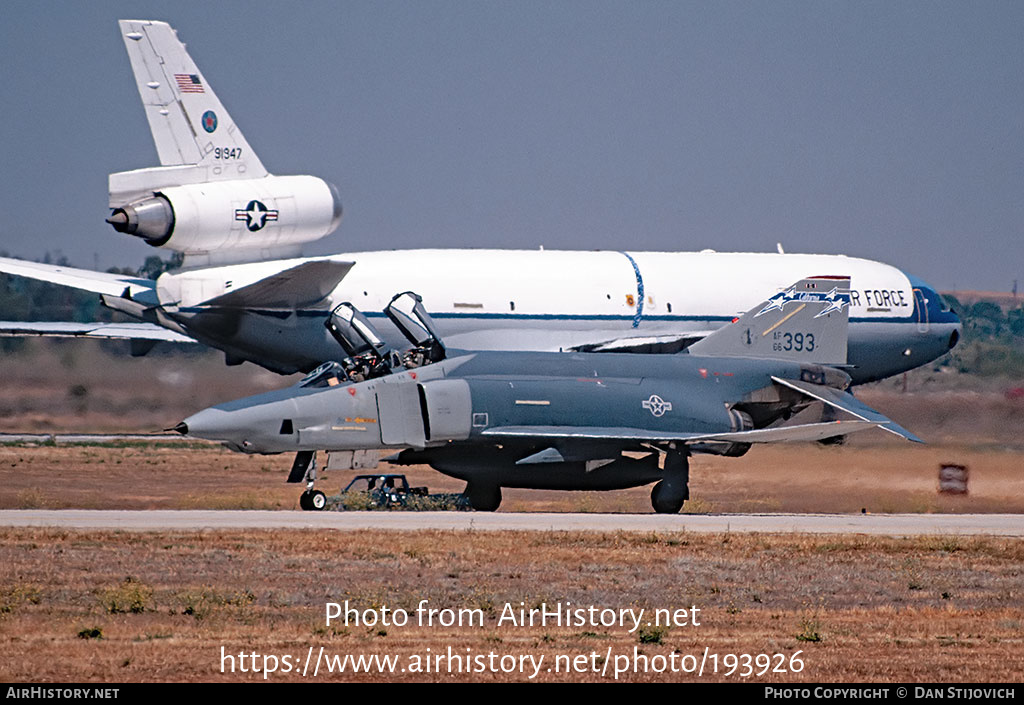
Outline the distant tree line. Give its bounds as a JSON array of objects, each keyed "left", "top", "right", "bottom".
[
  {"left": 0, "top": 252, "right": 183, "bottom": 355},
  {"left": 0, "top": 252, "right": 183, "bottom": 324},
  {"left": 939, "top": 294, "right": 1024, "bottom": 377}
]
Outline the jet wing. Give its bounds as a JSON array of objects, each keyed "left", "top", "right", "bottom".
[
  {"left": 570, "top": 332, "right": 713, "bottom": 354},
  {"left": 198, "top": 259, "right": 354, "bottom": 309},
  {"left": 481, "top": 419, "right": 880, "bottom": 444},
  {"left": 0, "top": 321, "right": 195, "bottom": 343},
  {"left": 0, "top": 256, "right": 157, "bottom": 302},
  {"left": 771, "top": 376, "right": 924, "bottom": 443}
]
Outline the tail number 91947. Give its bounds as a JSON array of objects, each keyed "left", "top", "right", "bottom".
[
  {"left": 773, "top": 331, "right": 815, "bottom": 352},
  {"left": 214, "top": 147, "right": 243, "bottom": 160}
]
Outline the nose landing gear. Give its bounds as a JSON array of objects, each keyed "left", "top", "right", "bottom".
[
  {"left": 299, "top": 488, "right": 327, "bottom": 511},
  {"left": 289, "top": 451, "right": 327, "bottom": 511}
]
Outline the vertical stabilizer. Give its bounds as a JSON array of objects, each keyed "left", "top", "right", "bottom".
[
  {"left": 107, "top": 21, "right": 343, "bottom": 267},
  {"left": 118, "top": 19, "right": 267, "bottom": 178},
  {"left": 686, "top": 276, "right": 852, "bottom": 365}
]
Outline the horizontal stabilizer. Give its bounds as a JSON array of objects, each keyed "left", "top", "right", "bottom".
[
  {"left": 771, "top": 376, "right": 923, "bottom": 443},
  {"left": 693, "top": 420, "right": 878, "bottom": 443},
  {"left": 199, "top": 260, "right": 354, "bottom": 309},
  {"left": 0, "top": 256, "right": 156, "bottom": 302},
  {"left": 482, "top": 420, "right": 879, "bottom": 444},
  {"left": 0, "top": 321, "right": 195, "bottom": 343}
]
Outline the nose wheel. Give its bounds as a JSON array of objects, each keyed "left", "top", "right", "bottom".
[
  {"left": 299, "top": 489, "right": 327, "bottom": 511},
  {"left": 288, "top": 451, "right": 328, "bottom": 511}
]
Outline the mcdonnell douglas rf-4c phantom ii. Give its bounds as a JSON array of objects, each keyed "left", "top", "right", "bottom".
[
  {"left": 0, "top": 20, "right": 960, "bottom": 385},
  {"left": 178, "top": 278, "right": 922, "bottom": 512}
]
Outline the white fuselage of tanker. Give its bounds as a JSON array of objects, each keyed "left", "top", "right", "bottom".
[{"left": 153, "top": 248, "right": 959, "bottom": 383}]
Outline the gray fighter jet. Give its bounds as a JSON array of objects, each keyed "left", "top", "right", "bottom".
[{"left": 178, "top": 277, "right": 921, "bottom": 512}]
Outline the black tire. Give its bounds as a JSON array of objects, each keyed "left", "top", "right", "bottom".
[
  {"left": 651, "top": 481, "right": 685, "bottom": 514},
  {"left": 650, "top": 450, "right": 690, "bottom": 513},
  {"left": 309, "top": 490, "right": 327, "bottom": 511},
  {"left": 465, "top": 483, "right": 502, "bottom": 512},
  {"left": 299, "top": 491, "right": 312, "bottom": 511}
]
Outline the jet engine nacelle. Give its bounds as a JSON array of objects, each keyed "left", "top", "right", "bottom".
[
  {"left": 107, "top": 174, "right": 343, "bottom": 256},
  {"left": 688, "top": 408, "right": 753, "bottom": 457}
]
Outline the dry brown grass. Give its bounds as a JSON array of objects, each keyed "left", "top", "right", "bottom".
[
  {"left": 0, "top": 529, "right": 1021, "bottom": 682},
  {"left": 1, "top": 440, "right": 1022, "bottom": 515}
]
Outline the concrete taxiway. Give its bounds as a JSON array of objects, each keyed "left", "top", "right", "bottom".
[{"left": 0, "top": 510, "right": 1021, "bottom": 537}]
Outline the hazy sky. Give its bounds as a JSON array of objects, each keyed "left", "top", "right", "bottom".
[{"left": 1, "top": 1, "right": 1021, "bottom": 291}]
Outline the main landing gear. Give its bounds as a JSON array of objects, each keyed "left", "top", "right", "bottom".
[
  {"left": 650, "top": 450, "right": 689, "bottom": 514},
  {"left": 465, "top": 483, "right": 502, "bottom": 512}
]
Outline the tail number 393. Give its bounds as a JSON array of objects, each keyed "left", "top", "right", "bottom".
[{"left": 773, "top": 331, "right": 816, "bottom": 352}]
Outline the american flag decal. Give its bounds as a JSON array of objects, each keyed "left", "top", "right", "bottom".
[{"left": 174, "top": 74, "right": 205, "bottom": 93}]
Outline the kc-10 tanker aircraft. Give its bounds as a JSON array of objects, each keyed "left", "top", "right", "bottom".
[
  {"left": 178, "top": 278, "right": 922, "bottom": 513},
  {"left": 0, "top": 20, "right": 960, "bottom": 385}
]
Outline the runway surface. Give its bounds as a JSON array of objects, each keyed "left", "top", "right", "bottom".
[{"left": 1, "top": 510, "right": 1021, "bottom": 536}]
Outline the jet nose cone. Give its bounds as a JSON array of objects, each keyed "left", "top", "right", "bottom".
[
  {"left": 180, "top": 408, "right": 236, "bottom": 443},
  {"left": 179, "top": 404, "right": 275, "bottom": 454}
]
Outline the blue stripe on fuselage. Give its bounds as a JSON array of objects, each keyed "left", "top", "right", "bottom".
[
  {"left": 178, "top": 307, "right": 920, "bottom": 324},
  {"left": 618, "top": 251, "right": 644, "bottom": 328}
]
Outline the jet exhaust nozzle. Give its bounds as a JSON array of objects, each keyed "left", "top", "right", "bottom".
[
  {"left": 107, "top": 195, "right": 175, "bottom": 245},
  {"left": 171, "top": 422, "right": 188, "bottom": 435}
]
